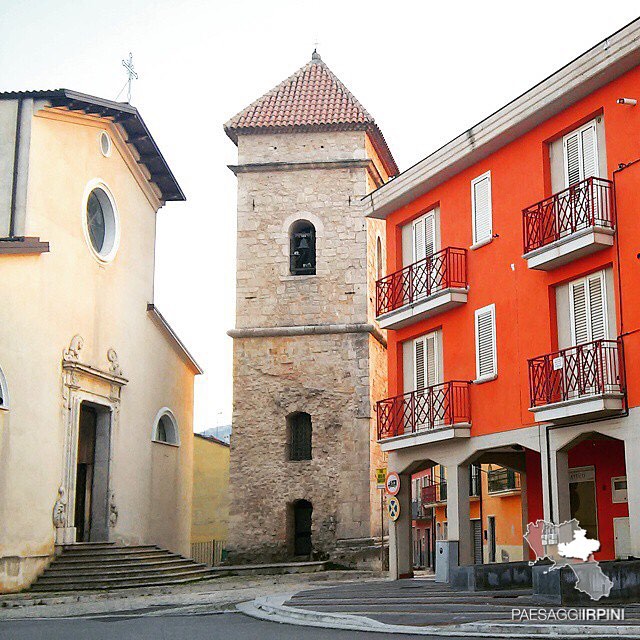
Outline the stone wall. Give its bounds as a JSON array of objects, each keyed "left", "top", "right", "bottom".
[
  {"left": 228, "top": 129, "right": 389, "bottom": 565},
  {"left": 228, "top": 332, "right": 373, "bottom": 562}
]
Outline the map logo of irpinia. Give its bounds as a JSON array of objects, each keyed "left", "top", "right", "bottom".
[{"left": 524, "top": 519, "right": 613, "bottom": 601}]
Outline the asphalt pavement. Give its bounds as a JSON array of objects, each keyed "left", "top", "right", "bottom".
[{"left": 0, "top": 610, "right": 429, "bottom": 640}]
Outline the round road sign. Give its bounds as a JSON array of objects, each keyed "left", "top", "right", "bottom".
[
  {"left": 385, "top": 472, "right": 400, "bottom": 496},
  {"left": 388, "top": 496, "right": 400, "bottom": 521}
]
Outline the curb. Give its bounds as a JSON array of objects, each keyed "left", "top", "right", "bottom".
[{"left": 237, "top": 594, "right": 640, "bottom": 639}]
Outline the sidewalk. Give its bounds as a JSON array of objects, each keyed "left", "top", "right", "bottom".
[
  {"left": 0, "top": 570, "right": 382, "bottom": 620},
  {"left": 240, "top": 577, "right": 640, "bottom": 638}
]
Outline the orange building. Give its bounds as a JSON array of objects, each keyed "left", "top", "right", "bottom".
[
  {"left": 373, "top": 19, "right": 640, "bottom": 580},
  {"left": 411, "top": 465, "right": 523, "bottom": 569}
]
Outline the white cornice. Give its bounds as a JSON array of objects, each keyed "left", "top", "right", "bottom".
[{"left": 365, "top": 18, "right": 640, "bottom": 220}]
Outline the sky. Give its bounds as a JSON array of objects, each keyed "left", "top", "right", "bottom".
[{"left": 1, "top": 1, "right": 638, "bottom": 432}]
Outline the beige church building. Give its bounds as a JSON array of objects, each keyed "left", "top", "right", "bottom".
[
  {"left": 0, "top": 90, "right": 201, "bottom": 592},
  {"left": 225, "top": 52, "right": 397, "bottom": 565}
]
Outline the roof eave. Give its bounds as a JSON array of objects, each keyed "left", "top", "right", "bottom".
[
  {"left": 364, "top": 17, "right": 640, "bottom": 220},
  {"left": 0, "top": 89, "right": 185, "bottom": 202}
]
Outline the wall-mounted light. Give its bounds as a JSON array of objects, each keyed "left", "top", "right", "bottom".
[{"left": 617, "top": 98, "right": 637, "bottom": 106}]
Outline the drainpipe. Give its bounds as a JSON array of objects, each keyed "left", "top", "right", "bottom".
[{"left": 8, "top": 98, "right": 23, "bottom": 239}]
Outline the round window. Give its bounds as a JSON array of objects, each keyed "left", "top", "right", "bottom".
[
  {"left": 83, "top": 184, "right": 119, "bottom": 262},
  {"left": 100, "top": 131, "right": 112, "bottom": 157}
]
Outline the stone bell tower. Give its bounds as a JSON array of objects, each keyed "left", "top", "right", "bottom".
[{"left": 225, "top": 51, "right": 397, "bottom": 565}]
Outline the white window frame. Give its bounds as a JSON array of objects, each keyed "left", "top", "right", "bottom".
[
  {"left": 470, "top": 171, "right": 492, "bottom": 249},
  {"left": 562, "top": 119, "right": 599, "bottom": 188},
  {"left": 82, "top": 179, "right": 120, "bottom": 264},
  {"left": 152, "top": 408, "right": 180, "bottom": 447},
  {"left": 474, "top": 303, "right": 497, "bottom": 383},
  {"left": 0, "top": 366, "right": 9, "bottom": 410},
  {"left": 568, "top": 270, "right": 609, "bottom": 347}
]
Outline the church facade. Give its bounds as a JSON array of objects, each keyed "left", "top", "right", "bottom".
[
  {"left": 225, "top": 53, "right": 397, "bottom": 564},
  {"left": 0, "top": 90, "right": 201, "bottom": 592}
]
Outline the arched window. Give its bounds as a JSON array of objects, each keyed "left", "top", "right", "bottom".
[
  {"left": 0, "top": 366, "right": 8, "bottom": 409},
  {"left": 287, "top": 412, "right": 312, "bottom": 461},
  {"left": 152, "top": 409, "right": 180, "bottom": 446},
  {"left": 376, "top": 236, "right": 383, "bottom": 280},
  {"left": 290, "top": 220, "right": 316, "bottom": 276}
]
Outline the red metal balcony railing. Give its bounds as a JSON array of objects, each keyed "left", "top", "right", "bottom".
[
  {"left": 522, "top": 177, "right": 615, "bottom": 254},
  {"left": 528, "top": 339, "right": 624, "bottom": 408},
  {"left": 375, "top": 247, "right": 467, "bottom": 317},
  {"left": 421, "top": 479, "right": 447, "bottom": 505},
  {"left": 377, "top": 381, "right": 471, "bottom": 440}
]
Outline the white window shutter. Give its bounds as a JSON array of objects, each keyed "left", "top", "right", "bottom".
[
  {"left": 414, "top": 338, "right": 425, "bottom": 390},
  {"left": 413, "top": 213, "right": 436, "bottom": 262},
  {"left": 570, "top": 271, "right": 607, "bottom": 345},
  {"left": 472, "top": 173, "right": 492, "bottom": 244},
  {"left": 413, "top": 218, "right": 426, "bottom": 263},
  {"left": 564, "top": 131, "right": 581, "bottom": 187},
  {"left": 424, "top": 213, "right": 436, "bottom": 259},
  {"left": 570, "top": 281, "right": 589, "bottom": 345},
  {"left": 425, "top": 333, "right": 438, "bottom": 387},
  {"left": 581, "top": 124, "right": 598, "bottom": 181},
  {"left": 588, "top": 273, "right": 607, "bottom": 341},
  {"left": 563, "top": 120, "right": 599, "bottom": 188},
  {"left": 475, "top": 304, "right": 497, "bottom": 379}
]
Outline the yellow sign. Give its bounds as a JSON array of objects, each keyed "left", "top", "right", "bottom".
[
  {"left": 375, "top": 468, "right": 387, "bottom": 489},
  {"left": 388, "top": 496, "right": 400, "bottom": 521}
]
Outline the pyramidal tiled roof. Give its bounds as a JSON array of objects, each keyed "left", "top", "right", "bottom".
[{"left": 224, "top": 52, "right": 398, "bottom": 176}]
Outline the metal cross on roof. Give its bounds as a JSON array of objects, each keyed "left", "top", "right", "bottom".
[{"left": 117, "top": 52, "right": 138, "bottom": 103}]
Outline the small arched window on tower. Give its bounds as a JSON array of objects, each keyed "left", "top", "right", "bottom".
[
  {"left": 290, "top": 220, "right": 316, "bottom": 276},
  {"left": 288, "top": 412, "right": 312, "bottom": 461}
]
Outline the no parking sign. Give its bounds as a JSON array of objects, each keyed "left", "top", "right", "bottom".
[{"left": 385, "top": 471, "right": 400, "bottom": 496}]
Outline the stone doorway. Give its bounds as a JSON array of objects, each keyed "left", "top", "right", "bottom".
[
  {"left": 74, "top": 402, "right": 112, "bottom": 542},
  {"left": 293, "top": 500, "right": 312, "bottom": 556}
]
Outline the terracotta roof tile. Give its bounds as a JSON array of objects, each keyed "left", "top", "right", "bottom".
[{"left": 224, "top": 52, "right": 398, "bottom": 176}]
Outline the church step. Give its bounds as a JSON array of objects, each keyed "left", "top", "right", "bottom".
[
  {"left": 45, "top": 557, "right": 197, "bottom": 572},
  {"left": 58, "top": 544, "right": 159, "bottom": 557},
  {"left": 60, "top": 542, "right": 116, "bottom": 550},
  {"left": 35, "top": 563, "right": 209, "bottom": 582},
  {"left": 30, "top": 568, "right": 215, "bottom": 591},
  {"left": 53, "top": 552, "right": 181, "bottom": 566},
  {"left": 55, "top": 548, "right": 169, "bottom": 562}
]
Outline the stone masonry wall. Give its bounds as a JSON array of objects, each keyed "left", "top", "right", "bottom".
[{"left": 228, "top": 332, "right": 373, "bottom": 562}]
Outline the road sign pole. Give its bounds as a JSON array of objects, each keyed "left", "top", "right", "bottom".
[{"left": 380, "top": 489, "right": 384, "bottom": 571}]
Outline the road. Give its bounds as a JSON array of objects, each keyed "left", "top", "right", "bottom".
[{"left": 0, "top": 610, "right": 433, "bottom": 640}]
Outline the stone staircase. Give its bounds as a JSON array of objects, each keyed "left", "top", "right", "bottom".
[{"left": 29, "top": 542, "right": 215, "bottom": 592}]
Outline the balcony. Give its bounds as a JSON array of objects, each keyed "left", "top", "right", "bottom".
[
  {"left": 421, "top": 480, "right": 447, "bottom": 506},
  {"left": 528, "top": 339, "right": 625, "bottom": 424},
  {"left": 377, "top": 381, "right": 471, "bottom": 451},
  {"left": 522, "top": 177, "right": 615, "bottom": 270},
  {"left": 487, "top": 468, "right": 521, "bottom": 495},
  {"left": 375, "top": 247, "right": 468, "bottom": 330}
]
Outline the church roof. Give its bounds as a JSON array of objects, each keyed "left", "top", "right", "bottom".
[
  {"left": 224, "top": 52, "right": 398, "bottom": 176},
  {"left": 0, "top": 89, "right": 185, "bottom": 202}
]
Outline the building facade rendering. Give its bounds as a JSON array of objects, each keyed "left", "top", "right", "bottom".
[
  {"left": 0, "top": 91, "right": 201, "bottom": 592},
  {"left": 191, "top": 433, "right": 230, "bottom": 565},
  {"left": 369, "top": 20, "right": 640, "bottom": 579},
  {"left": 225, "top": 53, "right": 397, "bottom": 564}
]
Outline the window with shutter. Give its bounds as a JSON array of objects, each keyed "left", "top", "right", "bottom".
[
  {"left": 475, "top": 304, "right": 497, "bottom": 380},
  {"left": 471, "top": 172, "right": 492, "bottom": 245},
  {"left": 413, "top": 332, "right": 439, "bottom": 391},
  {"left": 569, "top": 271, "right": 608, "bottom": 346},
  {"left": 413, "top": 212, "right": 436, "bottom": 263},
  {"left": 563, "top": 120, "right": 598, "bottom": 188}
]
